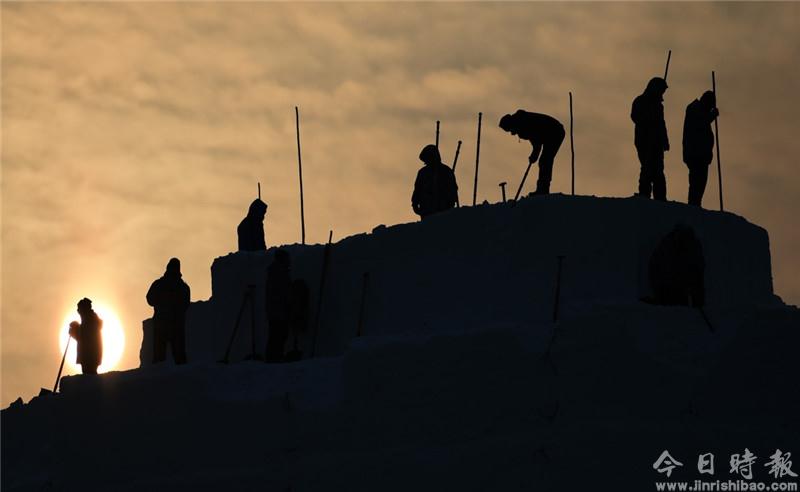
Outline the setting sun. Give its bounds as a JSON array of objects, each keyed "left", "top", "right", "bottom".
[{"left": 60, "top": 302, "right": 126, "bottom": 374}]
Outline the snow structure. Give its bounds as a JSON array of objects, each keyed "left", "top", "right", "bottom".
[{"left": 3, "top": 194, "right": 798, "bottom": 492}]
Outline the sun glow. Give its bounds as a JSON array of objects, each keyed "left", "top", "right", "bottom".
[{"left": 60, "top": 302, "right": 126, "bottom": 374}]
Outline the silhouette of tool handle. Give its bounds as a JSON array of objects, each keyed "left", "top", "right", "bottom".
[
  {"left": 514, "top": 160, "right": 535, "bottom": 201},
  {"left": 53, "top": 329, "right": 73, "bottom": 393},
  {"left": 552, "top": 256, "right": 565, "bottom": 322},
  {"left": 311, "top": 231, "right": 334, "bottom": 357},
  {"left": 221, "top": 287, "right": 252, "bottom": 363},
  {"left": 452, "top": 140, "right": 462, "bottom": 207},
  {"left": 712, "top": 71, "right": 723, "bottom": 212}
]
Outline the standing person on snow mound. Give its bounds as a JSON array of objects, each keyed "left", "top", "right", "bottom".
[
  {"left": 631, "top": 77, "right": 670, "bottom": 201},
  {"left": 411, "top": 144, "right": 458, "bottom": 220},
  {"left": 682, "top": 91, "right": 719, "bottom": 207},
  {"left": 498, "top": 110, "right": 565, "bottom": 195},
  {"left": 146, "top": 257, "right": 191, "bottom": 364},
  {"left": 237, "top": 198, "right": 268, "bottom": 251},
  {"left": 68, "top": 298, "right": 103, "bottom": 375},
  {"left": 265, "top": 249, "right": 292, "bottom": 362},
  {"left": 648, "top": 224, "right": 705, "bottom": 307}
]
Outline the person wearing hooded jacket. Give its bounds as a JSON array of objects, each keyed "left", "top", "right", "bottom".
[
  {"left": 146, "top": 258, "right": 191, "bottom": 364},
  {"left": 631, "top": 77, "right": 670, "bottom": 201},
  {"left": 682, "top": 91, "right": 719, "bottom": 207},
  {"left": 68, "top": 298, "right": 103, "bottom": 374},
  {"left": 237, "top": 199, "right": 268, "bottom": 251},
  {"left": 649, "top": 224, "right": 705, "bottom": 307},
  {"left": 411, "top": 144, "right": 458, "bottom": 219},
  {"left": 498, "top": 110, "right": 565, "bottom": 195}
]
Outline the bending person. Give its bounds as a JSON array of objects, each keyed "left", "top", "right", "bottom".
[{"left": 499, "top": 110, "right": 565, "bottom": 196}]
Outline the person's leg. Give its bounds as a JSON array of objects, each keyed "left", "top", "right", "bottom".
[
  {"left": 152, "top": 320, "right": 166, "bottom": 363},
  {"left": 266, "top": 319, "right": 289, "bottom": 362},
  {"left": 688, "top": 166, "right": 698, "bottom": 205},
  {"left": 171, "top": 321, "right": 187, "bottom": 364},
  {"left": 637, "top": 149, "right": 652, "bottom": 198},
  {"left": 535, "top": 131, "right": 564, "bottom": 194},
  {"left": 687, "top": 164, "right": 708, "bottom": 206},
  {"left": 652, "top": 151, "right": 666, "bottom": 201},
  {"left": 696, "top": 165, "right": 709, "bottom": 207}
]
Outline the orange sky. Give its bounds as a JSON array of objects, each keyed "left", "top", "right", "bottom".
[{"left": 2, "top": 2, "right": 798, "bottom": 406}]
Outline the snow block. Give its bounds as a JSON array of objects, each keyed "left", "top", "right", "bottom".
[{"left": 180, "top": 194, "right": 778, "bottom": 364}]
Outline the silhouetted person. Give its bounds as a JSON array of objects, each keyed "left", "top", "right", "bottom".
[
  {"left": 631, "top": 77, "right": 670, "bottom": 201},
  {"left": 499, "top": 110, "right": 565, "bottom": 195},
  {"left": 68, "top": 298, "right": 103, "bottom": 375},
  {"left": 146, "top": 258, "right": 191, "bottom": 364},
  {"left": 237, "top": 199, "right": 268, "bottom": 251},
  {"left": 682, "top": 91, "right": 719, "bottom": 207},
  {"left": 411, "top": 144, "right": 458, "bottom": 219},
  {"left": 285, "top": 278, "right": 310, "bottom": 362},
  {"left": 265, "top": 249, "right": 291, "bottom": 362},
  {"left": 649, "top": 224, "right": 705, "bottom": 307},
  {"left": 289, "top": 279, "right": 309, "bottom": 337}
]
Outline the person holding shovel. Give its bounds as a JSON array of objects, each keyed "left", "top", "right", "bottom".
[
  {"left": 68, "top": 298, "right": 103, "bottom": 375},
  {"left": 499, "top": 110, "right": 565, "bottom": 196}
]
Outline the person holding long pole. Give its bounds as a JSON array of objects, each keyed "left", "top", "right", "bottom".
[
  {"left": 681, "top": 90, "right": 719, "bottom": 208},
  {"left": 68, "top": 298, "right": 103, "bottom": 375},
  {"left": 631, "top": 77, "right": 670, "bottom": 201}
]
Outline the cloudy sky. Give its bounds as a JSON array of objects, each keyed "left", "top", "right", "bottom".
[{"left": 2, "top": 2, "right": 798, "bottom": 406}]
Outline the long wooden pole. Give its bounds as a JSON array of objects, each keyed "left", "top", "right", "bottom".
[
  {"left": 435, "top": 120, "right": 440, "bottom": 149},
  {"left": 712, "top": 71, "right": 724, "bottom": 212},
  {"left": 311, "top": 230, "right": 333, "bottom": 357},
  {"left": 473, "top": 112, "right": 482, "bottom": 206},
  {"left": 257, "top": 182, "right": 261, "bottom": 200},
  {"left": 569, "top": 92, "right": 575, "bottom": 196},
  {"left": 451, "top": 140, "right": 462, "bottom": 171},
  {"left": 356, "top": 272, "right": 370, "bottom": 337},
  {"left": 53, "top": 336, "right": 70, "bottom": 393},
  {"left": 295, "top": 107, "right": 306, "bottom": 245},
  {"left": 664, "top": 49, "right": 672, "bottom": 81},
  {"left": 513, "top": 159, "right": 533, "bottom": 201},
  {"left": 452, "top": 140, "right": 462, "bottom": 207}
]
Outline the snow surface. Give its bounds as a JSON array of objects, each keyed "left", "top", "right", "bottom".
[{"left": 3, "top": 195, "right": 798, "bottom": 491}]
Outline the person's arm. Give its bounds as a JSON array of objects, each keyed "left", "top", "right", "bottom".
[
  {"left": 69, "top": 321, "right": 80, "bottom": 340},
  {"left": 411, "top": 171, "right": 422, "bottom": 215},
  {"left": 182, "top": 283, "right": 191, "bottom": 311},
  {"left": 529, "top": 141, "right": 542, "bottom": 164},
  {"left": 631, "top": 97, "right": 641, "bottom": 124},
  {"left": 708, "top": 107, "right": 719, "bottom": 123},
  {"left": 146, "top": 280, "right": 158, "bottom": 307}
]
